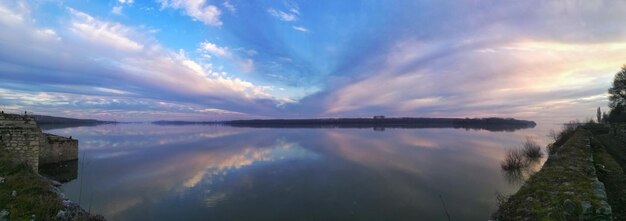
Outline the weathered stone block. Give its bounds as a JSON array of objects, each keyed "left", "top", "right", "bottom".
[{"left": 39, "top": 133, "right": 78, "bottom": 165}]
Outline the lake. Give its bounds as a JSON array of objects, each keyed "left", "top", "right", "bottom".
[{"left": 43, "top": 122, "right": 555, "bottom": 221}]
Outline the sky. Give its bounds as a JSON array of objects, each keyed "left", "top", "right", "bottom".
[{"left": 0, "top": 0, "right": 625, "bottom": 122}]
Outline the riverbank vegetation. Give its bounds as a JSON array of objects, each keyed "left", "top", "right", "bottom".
[
  {"left": 501, "top": 138, "right": 543, "bottom": 171},
  {"left": 494, "top": 128, "right": 613, "bottom": 220},
  {"left": 547, "top": 121, "right": 579, "bottom": 155},
  {"left": 0, "top": 153, "right": 62, "bottom": 220},
  {"left": 494, "top": 66, "right": 626, "bottom": 220},
  {"left": 589, "top": 125, "right": 626, "bottom": 220},
  {"left": 0, "top": 153, "right": 105, "bottom": 221}
]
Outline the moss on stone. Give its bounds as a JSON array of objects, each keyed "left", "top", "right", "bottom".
[
  {"left": 593, "top": 132, "right": 626, "bottom": 220},
  {"left": 493, "top": 128, "right": 612, "bottom": 220}
]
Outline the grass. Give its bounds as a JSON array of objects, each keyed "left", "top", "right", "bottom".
[
  {"left": 547, "top": 121, "right": 579, "bottom": 155},
  {"left": 0, "top": 154, "right": 105, "bottom": 221},
  {"left": 493, "top": 128, "right": 612, "bottom": 220},
  {"left": 595, "top": 134, "right": 626, "bottom": 171},
  {"left": 0, "top": 153, "right": 63, "bottom": 220},
  {"left": 592, "top": 130, "right": 626, "bottom": 220},
  {"left": 591, "top": 137, "right": 626, "bottom": 220},
  {"left": 0, "top": 154, "right": 106, "bottom": 221}
]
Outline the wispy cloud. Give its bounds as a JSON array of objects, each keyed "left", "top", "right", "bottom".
[
  {"left": 267, "top": 8, "right": 297, "bottom": 22},
  {"left": 111, "top": 0, "right": 133, "bottom": 15},
  {"left": 111, "top": 6, "right": 123, "bottom": 15},
  {"left": 159, "top": 0, "right": 222, "bottom": 26},
  {"left": 2, "top": 0, "right": 626, "bottom": 121},
  {"left": 197, "top": 41, "right": 256, "bottom": 73},
  {"left": 292, "top": 26, "right": 308, "bottom": 32},
  {"left": 237, "top": 58, "right": 254, "bottom": 73},
  {"left": 198, "top": 41, "right": 231, "bottom": 58},
  {"left": 68, "top": 8, "right": 145, "bottom": 51},
  {"left": 222, "top": 1, "right": 235, "bottom": 13},
  {"left": 0, "top": 2, "right": 285, "bottom": 120},
  {"left": 322, "top": 37, "right": 624, "bottom": 121}
]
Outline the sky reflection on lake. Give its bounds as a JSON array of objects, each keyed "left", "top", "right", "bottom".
[{"left": 45, "top": 123, "right": 555, "bottom": 221}]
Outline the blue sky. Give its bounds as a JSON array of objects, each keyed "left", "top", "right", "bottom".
[{"left": 0, "top": 0, "right": 625, "bottom": 121}]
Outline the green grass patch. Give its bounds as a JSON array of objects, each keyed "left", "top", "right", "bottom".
[
  {"left": 0, "top": 153, "right": 63, "bottom": 220},
  {"left": 494, "top": 129, "right": 612, "bottom": 220},
  {"left": 594, "top": 134, "right": 626, "bottom": 220},
  {"left": 596, "top": 134, "right": 626, "bottom": 170}
]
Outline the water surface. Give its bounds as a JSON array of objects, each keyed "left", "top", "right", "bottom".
[{"left": 45, "top": 123, "right": 555, "bottom": 221}]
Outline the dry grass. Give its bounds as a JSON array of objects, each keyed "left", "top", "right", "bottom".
[
  {"left": 522, "top": 137, "right": 543, "bottom": 159},
  {"left": 547, "top": 121, "right": 579, "bottom": 154},
  {"left": 501, "top": 149, "right": 527, "bottom": 171},
  {"left": 501, "top": 137, "right": 543, "bottom": 171}
]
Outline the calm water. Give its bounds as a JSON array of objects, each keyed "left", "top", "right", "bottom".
[{"left": 44, "top": 123, "right": 555, "bottom": 221}]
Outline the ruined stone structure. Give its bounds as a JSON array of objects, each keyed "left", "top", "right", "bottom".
[
  {"left": 0, "top": 113, "right": 78, "bottom": 172},
  {"left": 39, "top": 133, "right": 79, "bottom": 165}
]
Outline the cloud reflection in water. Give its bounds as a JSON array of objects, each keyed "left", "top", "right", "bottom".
[{"left": 51, "top": 123, "right": 554, "bottom": 220}]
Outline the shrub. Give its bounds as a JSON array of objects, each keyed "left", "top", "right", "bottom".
[
  {"left": 547, "top": 120, "right": 579, "bottom": 154},
  {"left": 521, "top": 137, "right": 543, "bottom": 159},
  {"left": 501, "top": 149, "right": 527, "bottom": 171},
  {"left": 500, "top": 137, "right": 544, "bottom": 183}
]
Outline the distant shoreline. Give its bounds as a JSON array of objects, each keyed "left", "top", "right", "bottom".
[
  {"left": 152, "top": 117, "right": 536, "bottom": 132},
  {"left": 33, "top": 115, "right": 118, "bottom": 130}
]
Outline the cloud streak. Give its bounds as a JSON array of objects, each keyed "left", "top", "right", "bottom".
[
  {"left": 292, "top": 26, "right": 308, "bottom": 32},
  {"left": 1, "top": 0, "right": 625, "bottom": 122},
  {"left": 267, "top": 8, "right": 297, "bottom": 22},
  {"left": 0, "top": 2, "right": 286, "bottom": 120},
  {"left": 280, "top": 1, "right": 626, "bottom": 122},
  {"left": 159, "top": 0, "right": 222, "bottom": 26}
]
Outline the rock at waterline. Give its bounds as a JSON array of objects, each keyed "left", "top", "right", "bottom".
[
  {"left": 563, "top": 199, "right": 577, "bottom": 215},
  {"left": 55, "top": 210, "right": 66, "bottom": 219},
  {"left": 0, "top": 209, "right": 9, "bottom": 221}
]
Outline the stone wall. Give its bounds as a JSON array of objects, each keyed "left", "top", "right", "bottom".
[
  {"left": 0, "top": 113, "right": 40, "bottom": 171},
  {"left": 39, "top": 133, "right": 78, "bottom": 165},
  {"left": 494, "top": 128, "right": 612, "bottom": 220},
  {"left": 0, "top": 113, "right": 78, "bottom": 172}
]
